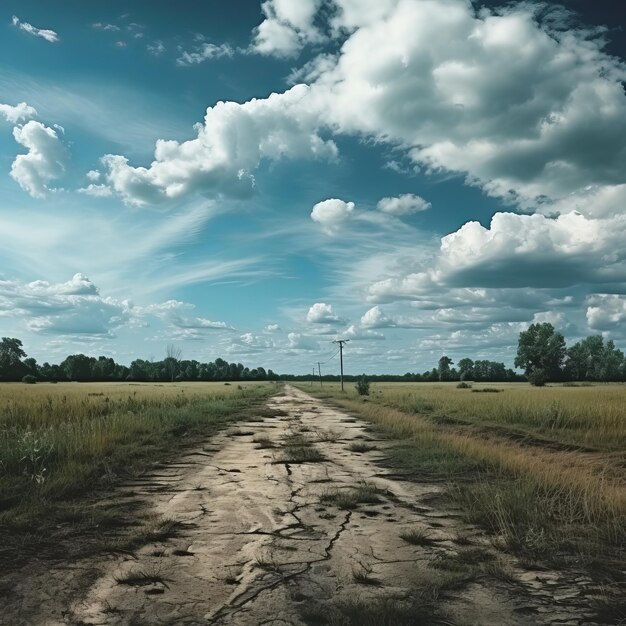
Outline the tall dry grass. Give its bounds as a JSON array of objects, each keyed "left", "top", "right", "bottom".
[
  {"left": 0, "top": 382, "right": 272, "bottom": 517},
  {"left": 301, "top": 382, "right": 626, "bottom": 568},
  {"left": 367, "top": 382, "right": 626, "bottom": 449}
]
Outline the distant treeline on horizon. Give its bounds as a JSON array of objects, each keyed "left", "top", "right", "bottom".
[{"left": 1, "top": 324, "right": 625, "bottom": 384}]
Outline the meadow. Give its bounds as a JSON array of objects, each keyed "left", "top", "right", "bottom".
[
  {"left": 299, "top": 381, "right": 626, "bottom": 582},
  {"left": 0, "top": 381, "right": 273, "bottom": 564}
]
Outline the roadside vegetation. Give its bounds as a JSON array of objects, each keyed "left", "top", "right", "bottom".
[
  {"left": 298, "top": 382, "right": 626, "bottom": 592},
  {"left": 0, "top": 381, "right": 275, "bottom": 567}
]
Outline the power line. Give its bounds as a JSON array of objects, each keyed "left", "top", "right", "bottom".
[{"left": 319, "top": 348, "right": 340, "bottom": 364}]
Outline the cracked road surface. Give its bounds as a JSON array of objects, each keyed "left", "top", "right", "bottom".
[{"left": 4, "top": 385, "right": 601, "bottom": 625}]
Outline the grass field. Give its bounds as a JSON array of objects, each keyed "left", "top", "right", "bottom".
[
  {"left": 298, "top": 381, "right": 626, "bottom": 583},
  {"left": 0, "top": 381, "right": 274, "bottom": 565}
]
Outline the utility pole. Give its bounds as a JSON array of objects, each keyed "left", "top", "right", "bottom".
[
  {"left": 311, "top": 367, "right": 314, "bottom": 387},
  {"left": 332, "top": 339, "right": 350, "bottom": 391},
  {"left": 317, "top": 362, "right": 323, "bottom": 387}
]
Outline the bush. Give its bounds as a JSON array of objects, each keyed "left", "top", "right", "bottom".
[
  {"left": 456, "top": 382, "right": 472, "bottom": 389},
  {"left": 355, "top": 375, "right": 370, "bottom": 396},
  {"left": 22, "top": 375, "right": 37, "bottom": 384}
]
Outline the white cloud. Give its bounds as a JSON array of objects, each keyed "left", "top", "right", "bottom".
[
  {"left": 251, "top": 0, "right": 323, "bottom": 58},
  {"left": 303, "top": 0, "right": 626, "bottom": 205},
  {"left": 368, "top": 211, "right": 626, "bottom": 302},
  {"left": 306, "top": 302, "right": 345, "bottom": 324},
  {"left": 147, "top": 40, "right": 165, "bottom": 56},
  {"left": 92, "top": 0, "right": 626, "bottom": 213},
  {"left": 264, "top": 323, "right": 281, "bottom": 333},
  {"left": 360, "top": 306, "right": 395, "bottom": 328},
  {"left": 176, "top": 42, "right": 234, "bottom": 66},
  {"left": 287, "top": 332, "right": 319, "bottom": 350},
  {"left": 137, "top": 299, "right": 234, "bottom": 331},
  {"left": 92, "top": 23, "right": 120, "bottom": 32},
  {"left": 78, "top": 184, "right": 113, "bottom": 198},
  {"left": 377, "top": 193, "right": 431, "bottom": 216},
  {"left": 101, "top": 84, "right": 337, "bottom": 206},
  {"left": 344, "top": 324, "right": 385, "bottom": 340},
  {"left": 12, "top": 16, "right": 59, "bottom": 43},
  {"left": 0, "top": 102, "right": 37, "bottom": 124},
  {"left": 586, "top": 295, "right": 626, "bottom": 331},
  {"left": 310, "top": 198, "right": 354, "bottom": 234},
  {"left": 10, "top": 121, "right": 68, "bottom": 198},
  {"left": 0, "top": 274, "right": 129, "bottom": 337}
]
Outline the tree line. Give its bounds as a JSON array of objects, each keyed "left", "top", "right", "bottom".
[
  {"left": 0, "top": 338, "right": 279, "bottom": 383},
  {"left": 1, "top": 323, "right": 624, "bottom": 385},
  {"left": 435, "top": 323, "right": 625, "bottom": 386}
]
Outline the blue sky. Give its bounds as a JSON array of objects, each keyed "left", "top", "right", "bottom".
[{"left": 1, "top": 0, "right": 625, "bottom": 373}]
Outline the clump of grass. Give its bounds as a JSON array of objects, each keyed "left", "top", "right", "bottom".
[
  {"left": 320, "top": 483, "right": 382, "bottom": 509},
  {"left": 456, "top": 382, "right": 472, "bottom": 389},
  {"left": 352, "top": 561, "right": 381, "bottom": 586},
  {"left": 228, "top": 428, "right": 255, "bottom": 437},
  {"left": 347, "top": 441, "right": 377, "bottom": 453},
  {"left": 302, "top": 595, "right": 444, "bottom": 626},
  {"left": 314, "top": 428, "right": 342, "bottom": 442},
  {"left": 255, "top": 551, "right": 281, "bottom": 572},
  {"left": 253, "top": 436, "right": 274, "bottom": 449},
  {"left": 471, "top": 388, "right": 503, "bottom": 393},
  {"left": 400, "top": 528, "right": 438, "bottom": 546},
  {"left": 282, "top": 432, "right": 312, "bottom": 447},
  {"left": 279, "top": 445, "right": 324, "bottom": 463},
  {"left": 114, "top": 566, "right": 167, "bottom": 587}
]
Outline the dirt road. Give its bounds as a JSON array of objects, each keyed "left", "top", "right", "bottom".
[{"left": 3, "top": 385, "right": 599, "bottom": 625}]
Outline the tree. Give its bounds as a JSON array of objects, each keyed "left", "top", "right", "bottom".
[
  {"left": 515, "top": 323, "right": 566, "bottom": 385},
  {"left": 438, "top": 356, "right": 453, "bottom": 381},
  {"left": 0, "top": 337, "right": 27, "bottom": 381},
  {"left": 600, "top": 340, "right": 624, "bottom": 381},
  {"left": 566, "top": 335, "right": 625, "bottom": 382},
  {"left": 457, "top": 358, "right": 474, "bottom": 381},
  {"left": 61, "top": 354, "right": 95, "bottom": 382},
  {"left": 165, "top": 344, "right": 182, "bottom": 382}
]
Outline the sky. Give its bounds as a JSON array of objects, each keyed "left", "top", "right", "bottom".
[{"left": 0, "top": 0, "right": 625, "bottom": 374}]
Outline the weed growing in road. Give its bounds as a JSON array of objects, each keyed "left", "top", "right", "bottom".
[
  {"left": 400, "top": 528, "right": 438, "bottom": 546},
  {"left": 320, "top": 483, "right": 382, "bottom": 509},
  {"left": 347, "top": 442, "right": 377, "bottom": 453}
]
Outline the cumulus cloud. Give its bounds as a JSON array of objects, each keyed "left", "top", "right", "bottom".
[
  {"left": 251, "top": 0, "right": 323, "bottom": 58},
  {"left": 10, "top": 121, "right": 68, "bottom": 198},
  {"left": 343, "top": 324, "right": 385, "bottom": 340},
  {"left": 586, "top": 295, "right": 626, "bottom": 331},
  {"left": 0, "top": 102, "right": 37, "bottom": 124},
  {"left": 306, "top": 302, "right": 345, "bottom": 324},
  {"left": 310, "top": 198, "right": 354, "bottom": 234},
  {"left": 360, "top": 306, "right": 395, "bottom": 328},
  {"left": 100, "top": 84, "right": 337, "bottom": 206},
  {"left": 303, "top": 0, "right": 626, "bottom": 205},
  {"left": 78, "top": 184, "right": 113, "bottom": 198},
  {"left": 439, "top": 211, "right": 625, "bottom": 288},
  {"left": 264, "top": 323, "right": 281, "bottom": 333},
  {"left": 377, "top": 193, "right": 431, "bottom": 216},
  {"left": 177, "top": 42, "right": 234, "bottom": 66},
  {"left": 368, "top": 210, "right": 626, "bottom": 303},
  {"left": 137, "top": 299, "right": 234, "bottom": 332},
  {"left": 12, "top": 16, "right": 59, "bottom": 43},
  {"left": 0, "top": 274, "right": 129, "bottom": 336},
  {"left": 88, "top": 0, "right": 626, "bottom": 214},
  {"left": 287, "top": 332, "right": 319, "bottom": 350}
]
